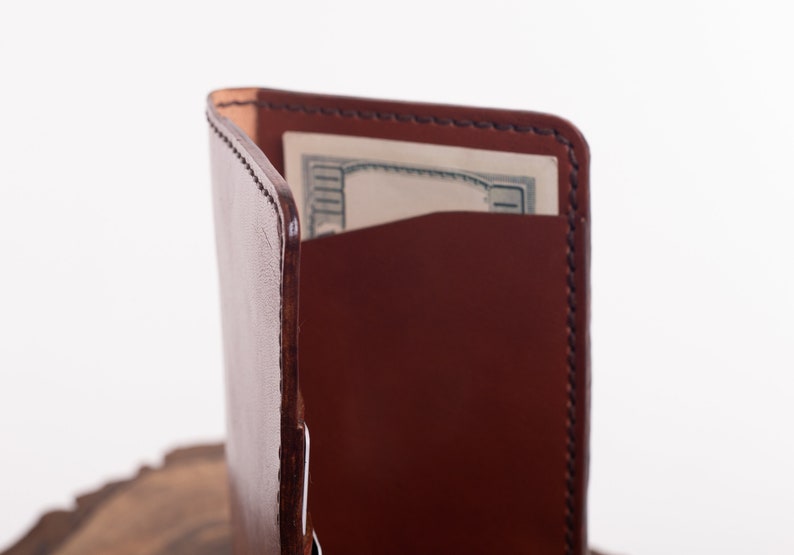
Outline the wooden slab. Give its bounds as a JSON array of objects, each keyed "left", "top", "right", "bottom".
[
  {"left": 2, "top": 444, "right": 613, "bottom": 555},
  {"left": 2, "top": 445, "right": 229, "bottom": 555}
]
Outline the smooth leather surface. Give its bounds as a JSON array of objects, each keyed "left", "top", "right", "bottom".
[
  {"left": 208, "top": 88, "right": 590, "bottom": 555},
  {"left": 208, "top": 104, "right": 307, "bottom": 555},
  {"left": 300, "top": 211, "right": 571, "bottom": 554}
]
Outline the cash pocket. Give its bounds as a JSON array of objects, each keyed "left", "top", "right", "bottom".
[
  {"left": 283, "top": 132, "right": 561, "bottom": 239},
  {"left": 298, "top": 211, "right": 572, "bottom": 555}
]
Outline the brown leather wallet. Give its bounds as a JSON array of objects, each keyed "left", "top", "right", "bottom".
[{"left": 207, "top": 88, "right": 591, "bottom": 555}]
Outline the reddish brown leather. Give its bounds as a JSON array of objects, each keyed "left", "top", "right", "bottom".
[
  {"left": 208, "top": 98, "right": 309, "bottom": 555},
  {"left": 300, "top": 212, "right": 572, "bottom": 554},
  {"left": 208, "top": 88, "right": 590, "bottom": 555}
]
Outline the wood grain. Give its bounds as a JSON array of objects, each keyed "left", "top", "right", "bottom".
[
  {"left": 2, "top": 445, "right": 229, "bottom": 555},
  {"left": 2, "top": 444, "right": 613, "bottom": 555}
]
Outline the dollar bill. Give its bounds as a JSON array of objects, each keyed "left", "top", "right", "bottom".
[{"left": 283, "top": 132, "right": 558, "bottom": 239}]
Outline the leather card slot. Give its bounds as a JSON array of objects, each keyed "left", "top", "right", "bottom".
[{"left": 298, "top": 211, "right": 570, "bottom": 554}]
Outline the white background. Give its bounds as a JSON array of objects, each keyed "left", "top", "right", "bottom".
[{"left": 1, "top": 1, "right": 792, "bottom": 553}]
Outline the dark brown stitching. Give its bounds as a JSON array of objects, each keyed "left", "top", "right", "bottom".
[
  {"left": 206, "top": 113, "right": 285, "bottom": 533},
  {"left": 215, "top": 99, "right": 576, "bottom": 146},
  {"left": 206, "top": 115, "right": 282, "bottom": 224},
  {"left": 210, "top": 100, "right": 580, "bottom": 555}
]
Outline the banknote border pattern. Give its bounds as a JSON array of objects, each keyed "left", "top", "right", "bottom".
[{"left": 300, "top": 154, "right": 536, "bottom": 238}]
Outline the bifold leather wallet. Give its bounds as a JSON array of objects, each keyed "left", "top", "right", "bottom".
[{"left": 207, "top": 88, "right": 591, "bottom": 555}]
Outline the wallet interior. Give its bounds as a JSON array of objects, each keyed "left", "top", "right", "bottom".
[{"left": 211, "top": 88, "right": 590, "bottom": 555}]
